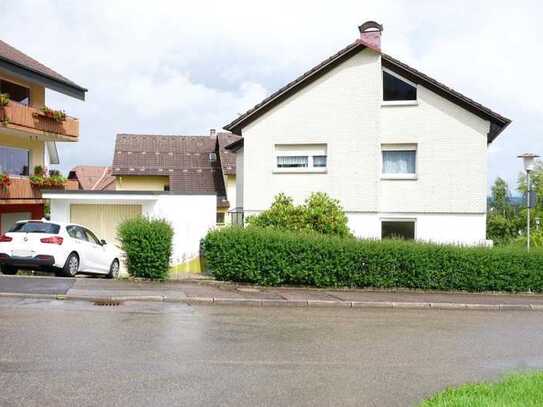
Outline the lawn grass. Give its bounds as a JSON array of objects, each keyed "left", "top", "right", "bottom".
[{"left": 420, "top": 372, "right": 543, "bottom": 406}]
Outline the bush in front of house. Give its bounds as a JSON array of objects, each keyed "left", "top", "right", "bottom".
[
  {"left": 118, "top": 217, "right": 173, "bottom": 280},
  {"left": 202, "top": 227, "right": 543, "bottom": 292},
  {"left": 246, "top": 192, "right": 352, "bottom": 238}
]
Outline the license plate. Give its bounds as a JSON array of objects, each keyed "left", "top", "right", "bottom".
[{"left": 12, "top": 250, "right": 33, "bottom": 258}]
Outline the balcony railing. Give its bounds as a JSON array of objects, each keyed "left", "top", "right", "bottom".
[
  {"left": 0, "top": 101, "right": 79, "bottom": 140},
  {"left": 0, "top": 177, "right": 79, "bottom": 203},
  {"left": 0, "top": 177, "right": 42, "bottom": 203}
]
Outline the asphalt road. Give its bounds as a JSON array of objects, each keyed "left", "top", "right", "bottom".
[
  {"left": 1, "top": 299, "right": 543, "bottom": 407},
  {"left": 0, "top": 275, "right": 75, "bottom": 294}
]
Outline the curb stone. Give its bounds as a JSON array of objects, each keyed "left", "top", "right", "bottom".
[
  {"left": 213, "top": 298, "right": 262, "bottom": 306},
  {"left": 499, "top": 304, "right": 532, "bottom": 311},
  {"left": 351, "top": 301, "right": 393, "bottom": 308},
  {"left": 429, "top": 302, "right": 467, "bottom": 310},
  {"left": 0, "top": 291, "right": 542, "bottom": 311},
  {"left": 465, "top": 304, "right": 500, "bottom": 310},
  {"left": 392, "top": 302, "right": 430, "bottom": 309},
  {"left": 307, "top": 300, "right": 351, "bottom": 307},
  {"left": 261, "top": 299, "right": 308, "bottom": 307}
]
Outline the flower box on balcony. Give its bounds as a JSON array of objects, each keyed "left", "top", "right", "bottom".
[
  {"left": 1, "top": 101, "right": 79, "bottom": 140},
  {"left": 30, "top": 175, "right": 67, "bottom": 189},
  {"left": 33, "top": 106, "right": 67, "bottom": 123}
]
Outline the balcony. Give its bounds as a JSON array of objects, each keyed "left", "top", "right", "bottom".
[
  {"left": 0, "top": 177, "right": 43, "bottom": 204},
  {"left": 0, "top": 101, "right": 79, "bottom": 141},
  {"left": 0, "top": 177, "right": 79, "bottom": 204}
]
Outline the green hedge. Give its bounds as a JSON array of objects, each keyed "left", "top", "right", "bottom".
[
  {"left": 202, "top": 227, "right": 543, "bottom": 292},
  {"left": 118, "top": 217, "right": 173, "bottom": 280}
]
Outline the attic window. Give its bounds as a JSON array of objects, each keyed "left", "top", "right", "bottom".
[
  {"left": 383, "top": 70, "right": 417, "bottom": 102},
  {"left": 209, "top": 152, "right": 217, "bottom": 161}
]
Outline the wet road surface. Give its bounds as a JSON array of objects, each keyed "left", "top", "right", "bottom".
[
  {"left": 1, "top": 298, "right": 543, "bottom": 406},
  {"left": 0, "top": 275, "right": 75, "bottom": 295}
]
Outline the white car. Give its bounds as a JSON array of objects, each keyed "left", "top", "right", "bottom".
[{"left": 0, "top": 220, "right": 121, "bottom": 278}]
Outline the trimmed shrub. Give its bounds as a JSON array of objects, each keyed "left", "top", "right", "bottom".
[
  {"left": 246, "top": 192, "right": 352, "bottom": 238},
  {"left": 118, "top": 217, "right": 173, "bottom": 280},
  {"left": 202, "top": 227, "right": 543, "bottom": 292}
]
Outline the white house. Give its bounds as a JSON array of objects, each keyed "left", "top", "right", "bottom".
[{"left": 224, "top": 21, "right": 511, "bottom": 244}]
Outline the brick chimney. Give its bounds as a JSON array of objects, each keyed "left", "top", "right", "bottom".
[
  {"left": 210, "top": 128, "right": 216, "bottom": 136},
  {"left": 358, "top": 21, "right": 383, "bottom": 51}
]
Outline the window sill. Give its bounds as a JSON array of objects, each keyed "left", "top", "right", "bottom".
[
  {"left": 381, "top": 100, "right": 418, "bottom": 107},
  {"left": 380, "top": 174, "right": 417, "bottom": 180},
  {"left": 273, "top": 168, "right": 327, "bottom": 174}
]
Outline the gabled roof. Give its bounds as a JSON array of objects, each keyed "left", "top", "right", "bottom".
[
  {"left": 0, "top": 40, "right": 87, "bottom": 100},
  {"left": 112, "top": 134, "right": 226, "bottom": 197},
  {"left": 217, "top": 133, "right": 242, "bottom": 175},
  {"left": 68, "top": 166, "right": 115, "bottom": 191},
  {"left": 223, "top": 40, "right": 511, "bottom": 142},
  {"left": 224, "top": 40, "right": 364, "bottom": 135},
  {"left": 225, "top": 137, "right": 244, "bottom": 152}
]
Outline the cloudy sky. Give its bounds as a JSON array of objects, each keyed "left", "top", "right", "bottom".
[{"left": 1, "top": 0, "right": 541, "bottom": 193}]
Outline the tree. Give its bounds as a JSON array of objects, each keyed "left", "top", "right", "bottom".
[
  {"left": 487, "top": 177, "right": 522, "bottom": 245},
  {"left": 247, "top": 192, "right": 352, "bottom": 238},
  {"left": 518, "top": 160, "right": 543, "bottom": 209},
  {"left": 490, "top": 177, "right": 511, "bottom": 216}
]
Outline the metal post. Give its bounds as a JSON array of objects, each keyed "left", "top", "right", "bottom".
[{"left": 527, "top": 170, "right": 531, "bottom": 251}]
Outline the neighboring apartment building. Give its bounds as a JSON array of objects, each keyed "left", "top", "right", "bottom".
[
  {"left": 224, "top": 22, "right": 511, "bottom": 244},
  {"left": 0, "top": 39, "right": 86, "bottom": 232}
]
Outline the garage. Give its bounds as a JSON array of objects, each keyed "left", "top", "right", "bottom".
[
  {"left": 43, "top": 190, "right": 217, "bottom": 273},
  {"left": 70, "top": 204, "right": 142, "bottom": 245}
]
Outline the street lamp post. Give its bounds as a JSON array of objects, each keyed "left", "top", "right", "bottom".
[{"left": 518, "top": 153, "right": 540, "bottom": 251}]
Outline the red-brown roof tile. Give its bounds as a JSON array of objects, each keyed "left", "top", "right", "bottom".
[
  {"left": 68, "top": 166, "right": 116, "bottom": 191},
  {"left": 112, "top": 134, "right": 225, "bottom": 196},
  {"left": 0, "top": 40, "right": 86, "bottom": 93},
  {"left": 217, "top": 133, "right": 241, "bottom": 175}
]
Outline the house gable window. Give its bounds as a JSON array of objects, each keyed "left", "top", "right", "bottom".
[
  {"left": 274, "top": 144, "right": 327, "bottom": 173},
  {"left": 381, "top": 144, "right": 417, "bottom": 179},
  {"left": 381, "top": 220, "right": 415, "bottom": 240},
  {"left": 0, "top": 145, "right": 30, "bottom": 176},
  {"left": 382, "top": 70, "right": 417, "bottom": 103}
]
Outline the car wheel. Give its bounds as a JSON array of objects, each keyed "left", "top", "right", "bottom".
[
  {"left": 1, "top": 265, "right": 17, "bottom": 275},
  {"left": 106, "top": 259, "right": 120, "bottom": 279},
  {"left": 59, "top": 253, "right": 79, "bottom": 277}
]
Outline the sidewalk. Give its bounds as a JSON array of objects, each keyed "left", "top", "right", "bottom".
[{"left": 2, "top": 275, "right": 543, "bottom": 311}]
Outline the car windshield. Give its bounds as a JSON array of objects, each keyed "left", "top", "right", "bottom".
[{"left": 9, "top": 222, "right": 61, "bottom": 234}]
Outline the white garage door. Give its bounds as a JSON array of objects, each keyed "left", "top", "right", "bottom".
[
  {"left": 70, "top": 204, "right": 142, "bottom": 246},
  {"left": 1, "top": 212, "right": 31, "bottom": 234}
]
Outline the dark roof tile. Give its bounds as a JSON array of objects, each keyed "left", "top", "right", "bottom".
[{"left": 112, "top": 134, "right": 226, "bottom": 196}]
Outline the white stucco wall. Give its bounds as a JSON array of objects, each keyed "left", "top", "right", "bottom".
[
  {"left": 347, "top": 212, "right": 486, "bottom": 245},
  {"left": 46, "top": 193, "right": 216, "bottom": 265},
  {"left": 242, "top": 49, "right": 381, "bottom": 213},
  {"left": 235, "top": 148, "right": 244, "bottom": 209},
  {"left": 236, "top": 47, "right": 492, "bottom": 244}
]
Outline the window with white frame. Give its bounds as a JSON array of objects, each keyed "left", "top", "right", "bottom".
[
  {"left": 274, "top": 144, "right": 327, "bottom": 172},
  {"left": 381, "top": 144, "right": 417, "bottom": 178}
]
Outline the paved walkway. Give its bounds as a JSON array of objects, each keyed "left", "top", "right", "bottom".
[{"left": 2, "top": 275, "right": 543, "bottom": 311}]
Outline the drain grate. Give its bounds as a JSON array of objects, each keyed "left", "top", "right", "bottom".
[{"left": 93, "top": 298, "right": 123, "bottom": 306}]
